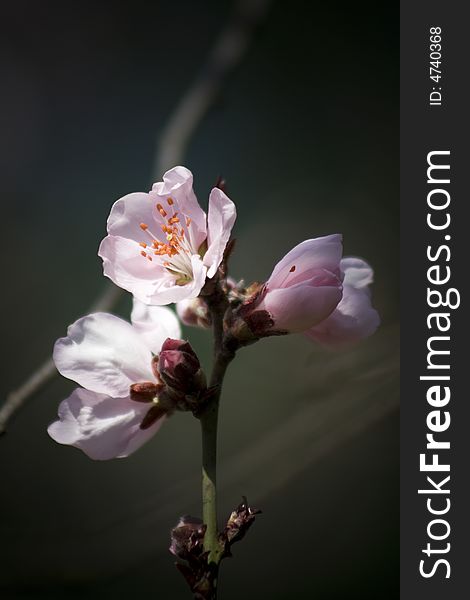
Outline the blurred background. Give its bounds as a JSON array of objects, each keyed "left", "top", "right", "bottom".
[{"left": 0, "top": 0, "right": 398, "bottom": 598}]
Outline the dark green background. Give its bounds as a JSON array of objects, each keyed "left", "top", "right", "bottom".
[{"left": 0, "top": 1, "right": 398, "bottom": 598}]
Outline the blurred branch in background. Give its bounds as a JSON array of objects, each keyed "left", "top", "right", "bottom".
[
  {"left": 0, "top": 286, "right": 122, "bottom": 435},
  {"left": 13, "top": 325, "right": 398, "bottom": 567},
  {"left": 0, "top": 0, "right": 271, "bottom": 435}
]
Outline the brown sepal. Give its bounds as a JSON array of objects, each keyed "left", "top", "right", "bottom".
[
  {"left": 243, "top": 309, "right": 274, "bottom": 336},
  {"left": 170, "top": 516, "right": 217, "bottom": 600},
  {"left": 151, "top": 355, "right": 160, "bottom": 380},
  {"left": 214, "top": 175, "right": 227, "bottom": 193},
  {"left": 139, "top": 404, "right": 167, "bottom": 430},
  {"left": 130, "top": 381, "right": 162, "bottom": 403},
  {"left": 236, "top": 282, "right": 266, "bottom": 319},
  {"left": 170, "top": 498, "right": 260, "bottom": 599},
  {"left": 220, "top": 496, "right": 261, "bottom": 556}
]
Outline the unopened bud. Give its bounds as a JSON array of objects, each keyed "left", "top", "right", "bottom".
[
  {"left": 158, "top": 338, "right": 206, "bottom": 395},
  {"left": 161, "top": 338, "right": 197, "bottom": 354},
  {"left": 176, "top": 298, "right": 211, "bottom": 329}
]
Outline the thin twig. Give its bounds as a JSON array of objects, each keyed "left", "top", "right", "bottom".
[
  {"left": 200, "top": 284, "right": 232, "bottom": 571},
  {"left": 154, "top": 0, "right": 270, "bottom": 176},
  {"left": 0, "top": 0, "right": 270, "bottom": 435}
]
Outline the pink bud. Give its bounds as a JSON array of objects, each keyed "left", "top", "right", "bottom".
[
  {"left": 239, "top": 235, "right": 344, "bottom": 336},
  {"left": 161, "top": 338, "right": 197, "bottom": 354},
  {"left": 158, "top": 338, "right": 206, "bottom": 394}
]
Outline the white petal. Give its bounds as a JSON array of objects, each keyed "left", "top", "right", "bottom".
[
  {"left": 341, "top": 257, "right": 374, "bottom": 289},
  {"left": 106, "top": 192, "right": 158, "bottom": 242},
  {"left": 100, "top": 234, "right": 209, "bottom": 305},
  {"left": 139, "top": 255, "right": 208, "bottom": 305},
  {"left": 53, "top": 313, "right": 154, "bottom": 398},
  {"left": 204, "top": 187, "right": 237, "bottom": 278},
  {"left": 151, "top": 166, "right": 207, "bottom": 250},
  {"left": 306, "top": 284, "right": 380, "bottom": 347},
  {"left": 99, "top": 235, "right": 171, "bottom": 304},
  {"left": 48, "top": 388, "right": 165, "bottom": 460},
  {"left": 131, "top": 298, "right": 182, "bottom": 354}
]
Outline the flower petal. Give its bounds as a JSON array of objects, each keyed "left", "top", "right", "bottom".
[
  {"left": 131, "top": 298, "right": 181, "bottom": 354},
  {"left": 257, "top": 282, "right": 343, "bottom": 332},
  {"left": 99, "top": 235, "right": 175, "bottom": 304},
  {"left": 139, "top": 254, "right": 208, "bottom": 305},
  {"left": 267, "top": 235, "right": 343, "bottom": 289},
  {"left": 151, "top": 166, "right": 207, "bottom": 251},
  {"left": 99, "top": 234, "right": 165, "bottom": 297},
  {"left": 106, "top": 192, "right": 158, "bottom": 243},
  {"left": 204, "top": 187, "right": 237, "bottom": 278},
  {"left": 99, "top": 236, "right": 208, "bottom": 305},
  {"left": 53, "top": 313, "right": 154, "bottom": 397},
  {"left": 305, "top": 283, "right": 380, "bottom": 347},
  {"left": 341, "top": 257, "right": 374, "bottom": 289},
  {"left": 48, "top": 388, "right": 164, "bottom": 460}
]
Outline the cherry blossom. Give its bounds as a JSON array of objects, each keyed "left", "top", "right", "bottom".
[
  {"left": 98, "top": 166, "right": 236, "bottom": 305},
  {"left": 248, "top": 235, "right": 344, "bottom": 334},
  {"left": 48, "top": 300, "right": 181, "bottom": 460}
]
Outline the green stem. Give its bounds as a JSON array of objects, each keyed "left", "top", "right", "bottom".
[
  {"left": 200, "top": 287, "right": 233, "bottom": 566},
  {"left": 200, "top": 398, "right": 220, "bottom": 564}
]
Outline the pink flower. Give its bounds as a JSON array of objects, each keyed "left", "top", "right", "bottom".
[
  {"left": 48, "top": 300, "right": 181, "bottom": 460},
  {"left": 98, "top": 166, "right": 236, "bottom": 305},
  {"left": 248, "top": 235, "right": 344, "bottom": 334},
  {"left": 305, "top": 257, "right": 380, "bottom": 347}
]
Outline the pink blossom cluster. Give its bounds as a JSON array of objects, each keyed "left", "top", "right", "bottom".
[{"left": 49, "top": 166, "right": 379, "bottom": 459}]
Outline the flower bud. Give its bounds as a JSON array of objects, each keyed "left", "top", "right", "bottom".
[
  {"left": 233, "top": 236, "right": 344, "bottom": 339},
  {"left": 176, "top": 297, "right": 212, "bottom": 329},
  {"left": 158, "top": 338, "right": 206, "bottom": 395}
]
